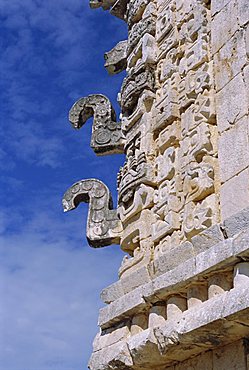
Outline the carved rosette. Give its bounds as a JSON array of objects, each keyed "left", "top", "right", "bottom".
[{"left": 63, "top": 179, "right": 122, "bottom": 248}]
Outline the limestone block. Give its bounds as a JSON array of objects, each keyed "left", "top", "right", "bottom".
[
  {"left": 218, "top": 117, "right": 249, "bottom": 183},
  {"left": 211, "top": 0, "right": 239, "bottom": 54},
  {"left": 93, "top": 325, "right": 130, "bottom": 352},
  {"left": 127, "top": 328, "right": 163, "bottom": 367},
  {"left": 153, "top": 241, "right": 195, "bottom": 277},
  {"left": 152, "top": 258, "right": 196, "bottom": 300},
  {"left": 187, "top": 283, "right": 208, "bottom": 308},
  {"left": 246, "top": 26, "right": 249, "bottom": 57},
  {"left": 214, "top": 30, "right": 247, "bottom": 92},
  {"left": 101, "top": 280, "right": 124, "bottom": 304},
  {"left": 220, "top": 168, "right": 249, "bottom": 221},
  {"left": 211, "top": 0, "right": 233, "bottom": 16},
  {"left": 98, "top": 283, "right": 152, "bottom": 329},
  {"left": 216, "top": 73, "right": 248, "bottom": 133},
  {"left": 233, "top": 226, "right": 249, "bottom": 257},
  {"left": 213, "top": 340, "right": 246, "bottom": 370},
  {"left": 121, "top": 265, "right": 152, "bottom": 295},
  {"left": 208, "top": 272, "right": 232, "bottom": 299},
  {"left": 88, "top": 341, "right": 133, "bottom": 370},
  {"left": 195, "top": 239, "right": 233, "bottom": 275},
  {"left": 167, "top": 296, "right": 187, "bottom": 319},
  {"left": 233, "top": 262, "right": 249, "bottom": 288},
  {"left": 191, "top": 224, "right": 224, "bottom": 255},
  {"left": 238, "top": 0, "right": 249, "bottom": 26},
  {"left": 243, "top": 64, "right": 249, "bottom": 109}
]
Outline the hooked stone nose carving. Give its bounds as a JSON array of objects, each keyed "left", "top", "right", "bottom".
[
  {"left": 69, "top": 94, "right": 124, "bottom": 155},
  {"left": 63, "top": 178, "right": 123, "bottom": 248}
]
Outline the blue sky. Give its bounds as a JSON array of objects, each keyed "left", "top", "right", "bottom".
[{"left": 0, "top": 0, "right": 127, "bottom": 368}]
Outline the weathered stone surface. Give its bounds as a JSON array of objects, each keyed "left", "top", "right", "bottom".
[
  {"left": 214, "top": 30, "right": 248, "bottom": 92},
  {"left": 191, "top": 225, "right": 224, "bottom": 255},
  {"left": 213, "top": 340, "right": 246, "bottom": 370},
  {"left": 211, "top": 0, "right": 239, "bottom": 54},
  {"left": 218, "top": 117, "right": 249, "bottom": 183},
  {"left": 63, "top": 179, "right": 122, "bottom": 248},
  {"left": 69, "top": 94, "right": 124, "bottom": 155},
  {"left": 104, "top": 40, "right": 127, "bottom": 75},
  {"left": 220, "top": 169, "right": 249, "bottom": 221},
  {"left": 216, "top": 74, "right": 248, "bottom": 133},
  {"left": 88, "top": 341, "right": 133, "bottom": 370}
]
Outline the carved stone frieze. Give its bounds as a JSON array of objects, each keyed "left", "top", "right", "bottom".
[
  {"left": 104, "top": 40, "right": 128, "bottom": 75},
  {"left": 125, "top": 0, "right": 150, "bottom": 27},
  {"left": 63, "top": 179, "right": 122, "bottom": 247},
  {"left": 127, "top": 14, "right": 156, "bottom": 56},
  {"left": 120, "top": 67, "right": 155, "bottom": 112},
  {"left": 69, "top": 94, "right": 124, "bottom": 155}
]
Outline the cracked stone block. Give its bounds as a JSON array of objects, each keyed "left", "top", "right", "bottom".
[
  {"left": 211, "top": 0, "right": 239, "bottom": 54},
  {"left": 218, "top": 117, "right": 249, "bottom": 183},
  {"left": 220, "top": 168, "right": 249, "bottom": 221},
  {"left": 216, "top": 74, "right": 248, "bottom": 133},
  {"left": 214, "top": 29, "right": 247, "bottom": 92}
]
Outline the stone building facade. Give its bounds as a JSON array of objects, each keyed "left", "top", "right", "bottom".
[{"left": 63, "top": 0, "right": 249, "bottom": 368}]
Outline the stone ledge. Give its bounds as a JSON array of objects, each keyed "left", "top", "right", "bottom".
[
  {"left": 98, "top": 226, "right": 249, "bottom": 329},
  {"left": 90, "top": 286, "right": 249, "bottom": 369},
  {"left": 101, "top": 207, "right": 249, "bottom": 304}
]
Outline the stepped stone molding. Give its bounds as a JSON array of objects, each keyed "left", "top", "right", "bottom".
[
  {"left": 69, "top": 94, "right": 124, "bottom": 155},
  {"left": 63, "top": 179, "right": 122, "bottom": 247}
]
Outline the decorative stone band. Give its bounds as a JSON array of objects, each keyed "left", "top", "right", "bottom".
[
  {"left": 89, "top": 286, "right": 249, "bottom": 369},
  {"left": 62, "top": 178, "right": 123, "bottom": 248},
  {"left": 69, "top": 94, "right": 124, "bottom": 155},
  {"left": 98, "top": 225, "right": 249, "bottom": 329}
]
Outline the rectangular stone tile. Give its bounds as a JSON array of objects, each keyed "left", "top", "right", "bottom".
[
  {"left": 220, "top": 168, "right": 249, "bottom": 221},
  {"left": 211, "top": 0, "right": 239, "bottom": 54},
  {"left": 214, "top": 29, "right": 247, "bottom": 91},
  {"left": 216, "top": 74, "right": 248, "bottom": 133},
  {"left": 218, "top": 117, "right": 249, "bottom": 183},
  {"left": 211, "top": 0, "right": 232, "bottom": 16},
  {"left": 238, "top": 0, "right": 249, "bottom": 26}
]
